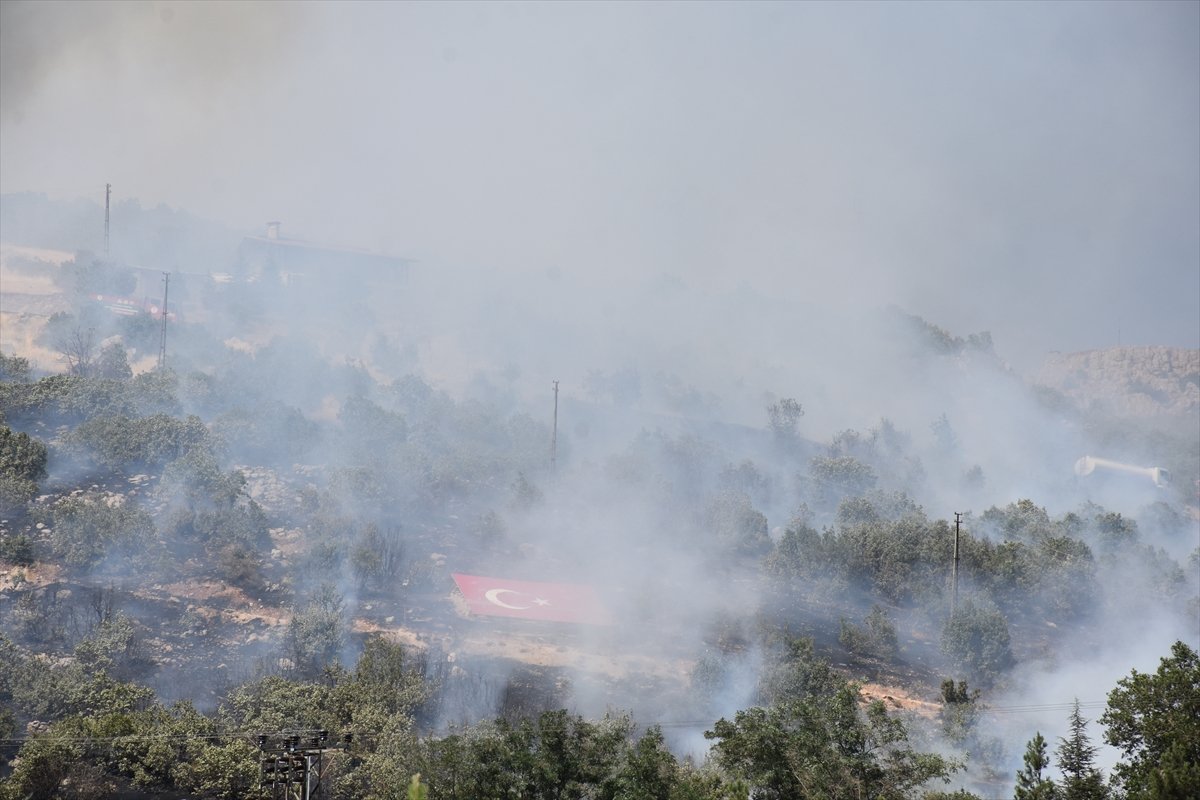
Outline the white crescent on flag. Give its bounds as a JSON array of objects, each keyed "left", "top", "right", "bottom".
[
  {"left": 484, "top": 588, "right": 531, "bottom": 609},
  {"left": 452, "top": 573, "right": 611, "bottom": 625}
]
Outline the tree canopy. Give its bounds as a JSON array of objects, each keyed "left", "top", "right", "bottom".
[{"left": 1101, "top": 641, "right": 1200, "bottom": 800}]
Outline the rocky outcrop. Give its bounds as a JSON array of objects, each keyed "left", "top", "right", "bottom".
[{"left": 1034, "top": 346, "right": 1199, "bottom": 419}]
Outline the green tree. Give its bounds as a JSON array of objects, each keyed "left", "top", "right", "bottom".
[
  {"left": 980, "top": 499, "right": 1055, "bottom": 541},
  {"left": 70, "top": 413, "right": 210, "bottom": 469},
  {"left": 1143, "top": 742, "right": 1200, "bottom": 800},
  {"left": 0, "top": 531, "right": 34, "bottom": 564},
  {"left": 707, "top": 685, "right": 956, "bottom": 800},
  {"left": 613, "top": 725, "right": 676, "bottom": 800},
  {"left": 767, "top": 398, "right": 804, "bottom": 441},
  {"left": 1101, "top": 641, "right": 1200, "bottom": 799},
  {"left": 0, "top": 474, "right": 38, "bottom": 517},
  {"left": 0, "top": 734, "right": 82, "bottom": 800},
  {"left": 757, "top": 637, "right": 843, "bottom": 707},
  {"left": 0, "top": 351, "right": 32, "bottom": 383},
  {"left": 220, "top": 675, "right": 338, "bottom": 735},
  {"left": 515, "top": 709, "right": 632, "bottom": 799},
  {"left": 109, "top": 701, "right": 221, "bottom": 792},
  {"left": 285, "top": 584, "right": 346, "bottom": 679},
  {"left": 669, "top": 763, "right": 751, "bottom": 800},
  {"left": 931, "top": 413, "right": 957, "bottom": 452},
  {"left": 212, "top": 401, "right": 318, "bottom": 465},
  {"left": 0, "top": 373, "right": 76, "bottom": 425},
  {"left": 705, "top": 489, "right": 771, "bottom": 555},
  {"left": 510, "top": 471, "right": 543, "bottom": 511},
  {"left": 0, "top": 426, "right": 47, "bottom": 516},
  {"left": 810, "top": 455, "right": 878, "bottom": 499},
  {"left": 0, "top": 425, "right": 49, "bottom": 482},
  {"left": 939, "top": 599, "right": 1014, "bottom": 682},
  {"left": 158, "top": 451, "right": 269, "bottom": 555},
  {"left": 73, "top": 612, "right": 153, "bottom": 683},
  {"left": 719, "top": 459, "right": 771, "bottom": 505},
  {"left": 939, "top": 680, "right": 980, "bottom": 746},
  {"left": 95, "top": 342, "right": 132, "bottom": 380},
  {"left": 765, "top": 523, "right": 826, "bottom": 580},
  {"left": 1015, "top": 732, "right": 1057, "bottom": 800},
  {"left": 839, "top": 605, "right": 899, "bottom": 660},
  {"left": 340, "top": 394, "right": 408, "bottom": 459},
  {"left": 1091, "top": 511, "right": 1138, "bottom": 554},
  {"left": 339, "top": 716, "right": 422, "bottom": 799},
  {"left": 49, "top": 494, "right": 156, "bottom": 570},
  {"left": 1056, "top": 700, "right": 1107, "bottom": 800},
  {"left": 417, "top": 710, "right": 639, "bottom": 800},
  {"left": 175, "top": 738, "right": 265, "bottom": 800},
  {"left": 4, "top": 624, "right": 154, "bottom": 723},
  {"left": 342, "top": 635, "right": 428, "bottom": 727},
  {"left": 864, "top": 606, "right": 902, "bottom": 657},
  {"left": 124, "top": 369, "right": 182, "bottom": 416}
]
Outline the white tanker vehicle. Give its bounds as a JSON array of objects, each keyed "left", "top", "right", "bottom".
[{"left": 1074, "top": 455, "right": 1171, "bottom": 489}]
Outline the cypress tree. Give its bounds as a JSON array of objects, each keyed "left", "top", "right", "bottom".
[{"left": 1057, "top": 700, "right": 1108, "bottom": 800}]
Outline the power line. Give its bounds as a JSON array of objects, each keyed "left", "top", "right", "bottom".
[
  {"left": 0, "top": 698, "right": 1112, "bottom": 746},
  {"left": 0, "top": 728, "right": 360, "bottom": 746}
]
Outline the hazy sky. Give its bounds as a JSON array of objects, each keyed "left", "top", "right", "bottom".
[{"left": 2, "top": 0, "right": 1197, "bottom": 369}]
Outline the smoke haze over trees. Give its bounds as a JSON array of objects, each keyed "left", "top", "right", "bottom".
[{"left": 1, "top": 1, "right": 1198, "bottom": 798}]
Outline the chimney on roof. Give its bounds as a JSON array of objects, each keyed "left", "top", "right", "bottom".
[{"left": 266, "top": 221, "right": 281, "bottom": 240}]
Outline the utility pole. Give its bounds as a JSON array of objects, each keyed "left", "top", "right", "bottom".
[
  {"left": 551, "top": 380, "right": 559, "bottom": 473},
  {"left": 951, "top": 512, "right": 962, "bottom": 618},
  {"left": 104, "top": 183, "right": 111, "bottom": 259},
  {"left": 258, "top": 730, "right": 345, "bottom": 800},
  {"left": 157, "top": 272, "right": 169, "bottom": 370}
]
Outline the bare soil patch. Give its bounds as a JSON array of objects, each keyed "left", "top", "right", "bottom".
[{"left": 859, "top": 681, "right": 941, "bottom": 718}]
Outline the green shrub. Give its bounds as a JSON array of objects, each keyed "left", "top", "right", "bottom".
[{"left": 940, "top": 599, "right": 1015, "bottom": 682}]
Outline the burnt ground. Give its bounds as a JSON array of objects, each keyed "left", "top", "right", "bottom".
[
  {"left": 1, "top": 445, "right": 1037, "bottom": 737},
  {"left": 1, "top": 244, "right": 1155, "bottom": 739},
  {"left": 2, "top": 450, "right": 1083, "bottom": 740}
]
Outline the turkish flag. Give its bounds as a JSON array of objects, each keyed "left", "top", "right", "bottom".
[{"left": 451, "top": 573, "right": 613, "bottom": 625}]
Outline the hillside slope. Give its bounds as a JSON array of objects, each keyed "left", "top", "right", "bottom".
[{"left": 1034, "top": 346, "right": 1200, "bottom": 420}]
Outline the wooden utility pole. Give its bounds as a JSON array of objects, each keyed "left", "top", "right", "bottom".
[
  {"left": 951, "top": 511, "right": 962, "bottom": 618},
  {"left": 157, "top": 272, "right": 169, "bottom": 370},
  {"left": 551, "top": 380, "right": 559, "bottom": 473},
  {"left": 104, "top": 183, "right": 111, "bottom": 259}
]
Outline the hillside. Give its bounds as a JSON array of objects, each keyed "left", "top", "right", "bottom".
[
  {"left": 1, "top": 240, "right": 1197, "bottom": 799},
  {"left": 1034, "top": 346, "right": 1200, "bottom": 421}
]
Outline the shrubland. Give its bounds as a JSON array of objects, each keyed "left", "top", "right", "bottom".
[{"left": 1, "top": 291, "right": 1196, "bottom": 798}]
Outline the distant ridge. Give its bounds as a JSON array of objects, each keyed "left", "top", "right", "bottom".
[{"left": 1034, "top": 346, "right": 1200, "bottom": 419}]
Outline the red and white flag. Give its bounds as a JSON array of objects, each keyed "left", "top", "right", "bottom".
[{"left": 451, "top": 573, "right": 613, "bottom": 625}]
